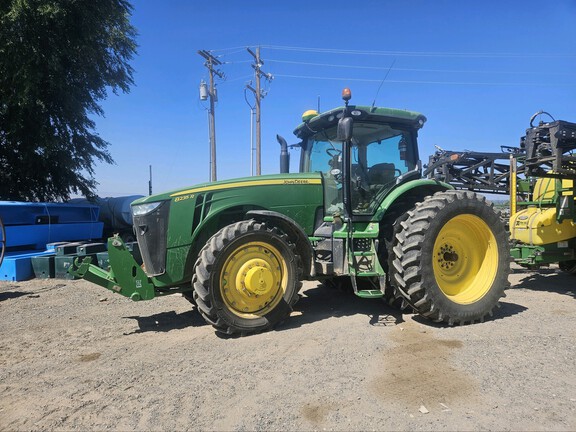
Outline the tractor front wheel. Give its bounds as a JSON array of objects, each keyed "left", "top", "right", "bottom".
[
  {"left": 193, "top": 220, "right": 301, "bottom": 335},
  {"left": 389, "top": 190, "right": 509, "bottom": 325}
]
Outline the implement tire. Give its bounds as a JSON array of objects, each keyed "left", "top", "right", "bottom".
[
  {"left": 389, "top": 190, "right": 509, "bottom": 325},
  {"left": 193, "top": 219, "right": 301, "bottom": 335}
]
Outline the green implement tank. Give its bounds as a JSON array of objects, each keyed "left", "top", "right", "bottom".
[{"left": 71, "top": 89, "right": 510, "bottom": 335}]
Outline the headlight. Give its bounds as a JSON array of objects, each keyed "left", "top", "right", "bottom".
[{"left": 132, "top": 201, "right": 164, "bottom": 217}]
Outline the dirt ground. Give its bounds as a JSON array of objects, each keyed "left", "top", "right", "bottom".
[{"left": 1, "top": 264, "right": 575, "bottom": 431}]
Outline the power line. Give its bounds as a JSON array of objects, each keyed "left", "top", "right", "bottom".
[
  {"left": 274, "top": 73, "right": 576, "bottom": 86},
  {"left": 200, "top": 47, "right": 574, "bottom": 97},
  {"left": 210, "top": 46, "right": 251, "bottom": 54},
  {"left": 204, "top": 45, "right": 575, "bottom": 94},
  {"left": 218, "top": 74, "right": 253, "bottom": 85},
  {"left": 220, "top": 60, "right": 252, "bottom": 65},
  {"left": 262, "top": 45, "right": 576, "bottom": 59},
  {"left": 266, "top": 59, "right": 576, "bottom": 77}
]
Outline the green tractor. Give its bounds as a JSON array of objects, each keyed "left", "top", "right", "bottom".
[{"left": 71, "top": 89, "right": 510, "bottom": 335}]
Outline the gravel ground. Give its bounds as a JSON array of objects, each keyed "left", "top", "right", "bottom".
[{"left": 1, "top": 264, "right": 575, "bottom": 431}]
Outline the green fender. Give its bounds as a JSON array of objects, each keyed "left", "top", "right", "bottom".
[{"left": 374, "top": 178, "right": 452, "bottom": 221}]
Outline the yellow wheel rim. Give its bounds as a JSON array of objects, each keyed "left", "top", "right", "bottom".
[
  {"left": 432, "top": 214, "right": 498, "bottom": 304},
  {"left": 220, "top": 241, "right": 287, "bottom": 318}
]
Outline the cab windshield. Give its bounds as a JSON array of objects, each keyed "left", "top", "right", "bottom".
[{"left": 301, "top": 122, "right": 418, "bottom": 216}]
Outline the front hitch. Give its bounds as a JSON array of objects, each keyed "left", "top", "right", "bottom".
[{"left": 69, "top": 235, "right": 156, "bottom": 301}]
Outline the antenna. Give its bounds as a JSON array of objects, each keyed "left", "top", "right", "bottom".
[
  {"left": 148, "top": 165, "right": 152, "bottom": 196},
  {"left": 371, "top": 59, "right": 396, "bottom": 110}
]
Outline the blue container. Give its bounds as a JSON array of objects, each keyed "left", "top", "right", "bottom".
[
  {"left": 0, "top": 250, "right": 55, "bottom": 281},
  {"left": 0, "top": 201, "right": 103, "bottom": 251}
]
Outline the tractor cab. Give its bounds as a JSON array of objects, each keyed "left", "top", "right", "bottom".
[{"left": 292, "top": 89, "right": 426, "bottom": 220}]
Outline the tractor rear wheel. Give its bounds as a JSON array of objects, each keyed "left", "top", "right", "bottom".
[
  {"left": 193, "top": 220, "right": 301, "bottom": 335},
  {"left": 389, "top": 190, "right": 509, "bottom": 325}
]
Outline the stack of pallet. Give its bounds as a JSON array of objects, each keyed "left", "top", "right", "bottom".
[{"left": 0, "top": 201, "right": 104, "bottom": 281}]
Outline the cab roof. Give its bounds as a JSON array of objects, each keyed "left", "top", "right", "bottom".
[{"left": 293, "top": 105, "right": 427, "bottom": 139}]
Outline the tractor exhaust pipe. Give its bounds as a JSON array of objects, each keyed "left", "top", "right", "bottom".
[{"left": 277, "top": 135, "right": 290, "bottom": 173}]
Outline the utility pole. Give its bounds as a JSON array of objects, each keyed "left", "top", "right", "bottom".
[
  {"left": 245, "top": 83, "right": 257, "bottom": 175},
  {"left": 243, "top": 85, "right": 256, "bottom": 176},
  {"left": 198, "top": 50, "right": 224, "bottom": 182},
  {"left": 246, "top": 47, "right": 273, "bottom": 176},
  {"left": 249, "top": 104, "right": 255, "bottom": 176}
]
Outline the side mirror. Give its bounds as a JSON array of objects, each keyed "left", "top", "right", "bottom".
[{"left": 337, "top": 117, "right": 353, "bottom": 141}]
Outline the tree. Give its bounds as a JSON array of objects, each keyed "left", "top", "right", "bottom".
[{"left": 0, "top": 0, "right": 137, "bottom": 201}]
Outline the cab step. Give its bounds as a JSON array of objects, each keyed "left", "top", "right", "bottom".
[
  {"left": 355, "top": 271, "right": 380, "bottom": 277},
  {"left": 353, "top": 251, "right": 375, "bottom": 257},
  {"left": 355, "top": 289, "right": 384, "bottom": 299}
]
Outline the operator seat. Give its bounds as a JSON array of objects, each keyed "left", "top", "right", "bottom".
[{"left": 368, "top": 163, "right": 396, "bottom": 186}]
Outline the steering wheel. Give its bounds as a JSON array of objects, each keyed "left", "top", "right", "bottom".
[
  {"left": 326, "top": 147, "right": 342, "bottom": 157},
  {"left": 530, "top": 111, "right": 556, "bottom": 128}
]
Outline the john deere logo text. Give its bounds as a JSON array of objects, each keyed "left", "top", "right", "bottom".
[{"left": 283, "top": 179, "right": 312, "bottom": 185}]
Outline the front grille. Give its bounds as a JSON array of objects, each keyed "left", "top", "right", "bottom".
[{"left": 133, "top": 201, "right": 169, "bottom": 276}]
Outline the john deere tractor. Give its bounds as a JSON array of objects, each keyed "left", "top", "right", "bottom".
[{"left": 72, "top": 89, "right": 510, "bottom": 335}]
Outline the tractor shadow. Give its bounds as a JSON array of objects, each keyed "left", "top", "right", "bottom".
[
  {"left": 0, "top": 283, "right": 23, "bottom": 301},
  {"left": 410, "top": 266, "right": 576, "bottom": 328},
  {"left": 0, "top": 282, "right": 68, "bottom": 301},
  {"left": 118, "top": 271, "right": 547, "bottom": 335},
  {"left": 0, "top": 290, "right": 29, "bottom": 301},
  {"left": 285, "top": 280, "right": 530, "bottom": 331},
  {"left": 123, "top": 308, "right": 207, "bottom": 334},
  {"left": 510, "top": 265, "right": 576, "bottom": 299},
  {"left": 280, "top": 282, "right": 405, "bottom": 331},
  {"left": 410, "top": 300, "right": 528, "bottom": 328}
]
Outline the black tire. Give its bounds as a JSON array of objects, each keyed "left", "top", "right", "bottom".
[
  {"left": 389, "top": 190, "right": 509, "bottom": 325},
  {"left": 383, "top": 209, "right": 416, "bottom": 312},
  {"left": 380, "top": 198, "right": 420, "bottom": 312},
  {"left": 193, "top": 219, "right": 301, "bottom": 335}
]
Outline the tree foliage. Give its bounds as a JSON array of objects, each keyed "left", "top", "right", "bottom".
[{"left": 0, "top": 0, "right": 137, "bottom": 201}]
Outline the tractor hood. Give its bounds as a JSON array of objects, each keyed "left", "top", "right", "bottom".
[
  {"left": 131, "top": 172, "right": 322, "bottom": 206},
  {"left": 128, "top": 172, "right": 324, "bottom": 280}
]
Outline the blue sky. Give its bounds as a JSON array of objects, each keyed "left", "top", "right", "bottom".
[{"left": 92, "top": 0, "right": 576, "bottom": 197}]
